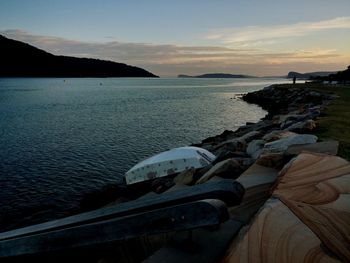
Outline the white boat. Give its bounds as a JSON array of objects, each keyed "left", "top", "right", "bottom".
[{"left": 124, "top": 146, "right": 216, "bottom": 185}]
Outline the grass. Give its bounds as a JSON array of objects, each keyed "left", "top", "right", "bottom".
[{"left": 277, "top": 83, "right": 350, "bottom": 160}]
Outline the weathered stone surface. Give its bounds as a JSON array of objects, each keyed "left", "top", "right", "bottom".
[
  {"left": 286, "top": 140, "right": 339, "bottom": 155},
  {"left": 285, "top": 119, "right": 316, "bottom": 133},
  {"left": 263, "top": 134, "right": 318, "bottom": 153},
  {"left": 262, "top": 130, "right": 296, "bottom": 142},
  {"left": 213, "top": 138, "right": 246, "bottom": 153},
  {"left": 151, "top": 178, "right": 175, "bottom": 194},
  {"left": 222, "top": 198, "right": 340, "bottom": 263},
  {"left": 173, "top": 168, "right": 195, "bottom": 186},
  {"left": 246, "top": 139, "right": 265, "bottom": 159},
  {"left": 236, "top": 163, "right": 279, "bottom": 189},
  {"left": 213, "top": 149, "right": 248, "bottom": 165},
  {"left": 256, "top": 153, "right": 287, "bottom": 169},
  {"left": 273, "top": 152, "right": 350, "bottom": 262},
  {"left": 196, "top": 159, "right": 242, "bottom": 184},
  {"left": 239, "top": 131, "right": 262, "bottom": 143}
]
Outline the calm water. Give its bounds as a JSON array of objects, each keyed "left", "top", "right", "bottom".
[{"left": 0, "top": 77, "right": 287, "bottom": 230}]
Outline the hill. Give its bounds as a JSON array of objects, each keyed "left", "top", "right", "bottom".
[
  {"left": 0, "top": 35, "right": 158, "bottom": 77},
  {"left": 178, "top": 73, "right": 253, "bottom": 78}
]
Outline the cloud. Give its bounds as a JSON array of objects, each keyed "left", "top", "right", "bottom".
[
  {"left": 1, "top": 28, "right": 348, "bottom": 76},
  {"left": 205, "top": 17, "right": 350, "bottom": 47}
]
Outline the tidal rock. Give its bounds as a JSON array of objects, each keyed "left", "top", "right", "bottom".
[
  {"left": 151, "top": 177, "right": 175, "bottom": 193},
  {"left": 239, "top": 131, "right": 262, "bottom": 143},
  {"left": 213, "top": 138, "right": 246, "bottom": 153},
  {"left": 246, "top": 139, "right": 265, "bottom": 159},
  {"left": 262, "top": 130, "right": 296, "bottom": 142},
  {"left": 278, "top": 113, "right": 310, "bottom": 124},
  {"left": 213, "top": 150, "right": 248, "bottom": 165},
  {"left": 173, "top": 168, "right": 195, "bottom": 185},
  {"left": 256, "top": 153, "right": 288, "bottom": 169},
  {"left": 196, "top": 159, "right": 242, "bottom": 184},
  {"left": 263, "top": 134, "right": 318, "bottom": 153},
  {"left": 286, "top": 140, "right": 339, "bottom": 156},
  {"left": 285, "top": 119, "right": 316, "bottom": 133}
]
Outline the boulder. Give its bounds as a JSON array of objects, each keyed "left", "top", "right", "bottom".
[
  {"left": 173, "top": 168, "right": 195, "bottom": 186},
  {"left": 151, "top": 177, "right": 175, "bottom": 194},
  {"left": 213, "top": 138, "right": 246, "bottom": 153},
  {"left": 196, "top": 158, "right": 242, "bottom": 184},
  {"left": 239, "top": 131, "right": 262, "bottom": 143},
  {"left": 256, "top": 153, "right": 288, "bottom": 169},
  {"left": 278, "top": 113, "right": 314, "bottom": 129},
  {"left": 246, "top": 140, "right": 265, "bottom": 159},
  {"left": 285, "top": 119, "right": 316, "bottom": 133},
  {"left": 213, "top": 150, "right": 248, "bottom": 165},
  {"left": 263, "top": 134, "right": 318, "bottom": 153},
  {"left": 286, "top": 140, "right": 339, "bottom": 156},
  {"left": 262, "top": 130, "right": 296, "bottom": 142}
]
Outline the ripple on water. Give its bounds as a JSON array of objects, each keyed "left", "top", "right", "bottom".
[{"left": 0, "top": 77, "right": 286, "bottom": 230}]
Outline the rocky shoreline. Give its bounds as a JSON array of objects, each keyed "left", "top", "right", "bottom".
[
  {"left": 2, "top": 83, "right": 348, "bottom": 263},
  {"left": 79, "top": 83, "right": 339, "bottom": 211}
]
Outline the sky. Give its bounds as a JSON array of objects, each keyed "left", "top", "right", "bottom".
[{"left": 1, "top": 0, "right": 350, "bottom": 77}]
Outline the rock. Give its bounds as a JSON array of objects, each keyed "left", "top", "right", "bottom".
[
  {"left": 196, "top": 159, "right": 242, "bottom": 184},
  {"left": 285, "top": 119, "right": 316, "bottom": 133},
  {"left": 151, "top": 177, "right": 175, "bottom": 193},
  {"left": 193, "top": 165, "right": 212, "bottom": 181},
  {"left": 278, "top": 113, "right": 310, "bottom": 124},
  {"left": 256, "top": 153, "right": 288, "bottom": 169},
  {"left": 236, "top": 163, "right": 280, "bottom": 189},
  {"left": 246, "top": 140, "right": 265, "bottom": 159},
  {"left": 200, "top": 130, "right": 234, "bottom": 145},
  {"left": 213, "top": 150, "right": 248, "bottom": 165},
  {"left": 263, "top": 134, "right": 318, "bottom": 153},
  {"left": 173, "top": 168, "right": 195, "bottom": 185},
  {"left": 223, "top": 198, "right": 338, "bottom": 263},
  {"left": 272, "top": 152, "right": 350, "bottom": 262},
  {"left": 286, "top": 140, "right": 339, "bottom": 156},
  {"left": 239, "top": 131, "right": 262, "bottom": 143},
  {"left": 213, "top": 138, "right": 246, "bottom": 153},
  {"left": 262, "top": 130, "right": 296, "bottom": 142},
  {"left": 233, "top": 157, "right": 255, "bottom": 168}
]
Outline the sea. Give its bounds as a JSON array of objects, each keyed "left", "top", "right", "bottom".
[{"left": 0, "top": 77, "right": 289, "bottom": 231}]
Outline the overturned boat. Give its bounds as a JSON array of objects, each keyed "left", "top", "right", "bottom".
[{"left": 124, "top": 146, "right": 216, "bottom": 185}]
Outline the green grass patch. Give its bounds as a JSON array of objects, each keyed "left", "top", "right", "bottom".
[{"left": 276, "top": 83, "right": 350, "bottom": 160}]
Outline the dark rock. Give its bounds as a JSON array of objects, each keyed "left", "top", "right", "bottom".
[
  {"left": 285, "top": 119, "right": 316, "bottom": 133},
  {"left": 263, "top": 134, "right": 318, "bottom": 153},
  {"left": 151, "top": 177, "right": 175, "bottom": 193},
  {"left": 246, "top": 140, "right": 266, "bottom": 159},
  {"left": 196, "top": 159, "right": 243, "bottom": 184},
  {"left": 263, "top": 130, "right": 297, "bottom": 142},
  {"left": 213, "top": 150, "right": 249, "bottom": 165},
  {"left": 174, "top": 168, "right": 195, "bottom": 186},
  {"left": 256, "top": 153, "right": 290, "bottom": 169},
  {"left": 286, "top": 140, "right": 339, "bottom": 156}
]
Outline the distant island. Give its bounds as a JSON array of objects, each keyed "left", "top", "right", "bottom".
[
  {"left": 287, "top": 71, "right": 337, "bottom": 79},
  {"left": 178, "top": 73, "right": 254, "bottom": 78},
  {"left": 0, "top": 35, "right": 158, "bottom": 78}
]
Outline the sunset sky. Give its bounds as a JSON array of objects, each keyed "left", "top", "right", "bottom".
[{"left": 1, "top": 0, "right": 350, "bottom": 77}]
